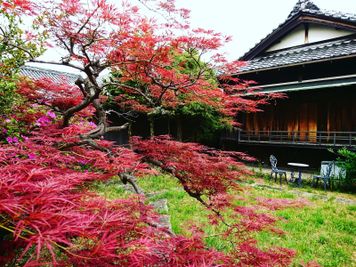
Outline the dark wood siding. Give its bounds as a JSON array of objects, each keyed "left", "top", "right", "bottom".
[{"left": 240, "top": 86, "right": 356, "bottom": 136}]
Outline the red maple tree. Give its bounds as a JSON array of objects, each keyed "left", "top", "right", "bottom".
[{"left": 0, "top": 0, "right": 298, "bottom": 266}]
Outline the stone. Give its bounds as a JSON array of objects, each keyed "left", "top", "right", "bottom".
[
  {"left": 150, "top": 199, "right": 169, "bottom": 213},
  {"left": 158, "top": 215, "right": 172, "bottom": 232}
]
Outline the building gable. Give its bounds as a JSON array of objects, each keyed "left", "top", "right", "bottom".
[
  {"left": 241, "top": 0, "right": 356, "bottom": 60},
  {"left": 266, "top": 23, "right": 354, "bottom": 52}
]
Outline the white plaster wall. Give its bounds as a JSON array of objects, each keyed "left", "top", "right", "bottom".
[
  {"left": 267, "top": 25, "right": 305, "bottom": 52},
  {"left": 266, "top": 24, "right": 354, "bottom": 52},
  {"left": 308, "top": 24, "right": 352, "bottom": 43}
]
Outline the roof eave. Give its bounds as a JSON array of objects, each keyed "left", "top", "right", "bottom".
[
  {"left": 245, "top": 73, "right": 356, "bottom": 94},
  {"left": 236, "top": 53, "right": 356, "bottom": 75}
]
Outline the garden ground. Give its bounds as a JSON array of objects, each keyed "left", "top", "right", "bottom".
[{"left": 92, "top": 172, "right": 356, "bottom": 267}]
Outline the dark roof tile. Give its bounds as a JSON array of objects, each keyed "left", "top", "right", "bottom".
[
  {"left": 240, "top": 37, "right": 356, "bottom": 72},
  {"left": 19, "top": 65, "right": 80, "bottom": 84}
]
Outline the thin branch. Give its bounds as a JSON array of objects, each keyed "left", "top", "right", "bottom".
[
  {"left": 105, "top": 123, "right": 129, "bottom": 133},
  {"left": 119, "top": 173, "right": 144, "bottom": 194},
  {"left": 58, "top": 139, "right": 111, "bottom": 154},
  {"left": 106, "top": 110, "right": 138, "bottom": 123},
  {"left": 102, "top": 82, "right": 156, "bottom": 106},
  {"left": 4, "top": 42, "right": 36, "bottom": 59},
  {"left": 76, "top": 5, "right": 100, "bottom": 35}
]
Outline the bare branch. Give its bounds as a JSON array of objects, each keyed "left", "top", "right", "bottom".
[
  {"left": 58, "top": 139, "right": 111, "bottom": 154},
  {"left": 119, "top": 173, "right": 144, "bottom": 194},
  {"left": 102, "top": 82, "right": 156, "bottom": 106}
]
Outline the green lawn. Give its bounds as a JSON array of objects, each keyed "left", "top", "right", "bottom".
[
  {"left": 92, "top": 174, "right": 356, "bottom": 267},
  {"left": 247, "top": 184, "right": 355, "bottom": 267}
]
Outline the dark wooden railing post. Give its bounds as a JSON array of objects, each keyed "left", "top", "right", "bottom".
[
  {"left": 317, "top": 132, "right": 320, "bottom": 144},
  {"left": 349, "top": 133, "right": 352, "bottom": 146},
  {"left": 333, "top": 132, "right": 336, "bottom": 146}
]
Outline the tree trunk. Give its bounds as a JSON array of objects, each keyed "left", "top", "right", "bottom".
[
  {"left": 127, "top": 122, "right": 132, "bottom": 148},
  {"left": 176, "top": 116, "right": 182, "bottom": 141},
  {"left": 167, "top": 117, "right": 171, "bottom": 135},
  {"left": 128, "top": 122, "right": 132, "bottom": 139},
  {"left": 148, "top": 115, "right": 155, "bottom": 138}
]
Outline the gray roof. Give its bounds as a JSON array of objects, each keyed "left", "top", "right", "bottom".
[
  {"left": 288, "top": 0, "right": 356, "bottom": 22},
  {"left": 241, "top": 0, "right": 356, "bottom": 61},
  {"left": 19, "top": 65, "right": 79, "bottom": 84},
  {"left": 240, "top": 36, "right": 356, "bottom": 72}
]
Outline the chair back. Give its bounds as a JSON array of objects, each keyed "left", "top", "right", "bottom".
[
  {"left": 333, "top": 164, "right": 347, "bottom": 179},
  {"left": 270, "top": 155, "right": 278, "bottom": 171},
  {"left": 320, "top": 161, "right": 333, "bottom": 178}
]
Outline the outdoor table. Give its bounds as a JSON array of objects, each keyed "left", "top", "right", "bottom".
[{"left": 287, "top": 162, "right": 309, "bottom": 187}]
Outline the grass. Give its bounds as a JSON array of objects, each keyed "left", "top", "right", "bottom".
[
  {"left": 249, "top": 186, "right": 355, "bottom": 267},
  {"left": 92, "top": 174, "right": 356, "bottom": 267}
]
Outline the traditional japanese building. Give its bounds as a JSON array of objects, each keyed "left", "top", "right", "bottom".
[{"left": 223, "top": 0, "right": 356, "bottom": 166}]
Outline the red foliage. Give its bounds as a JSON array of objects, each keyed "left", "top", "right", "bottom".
[
  {"left": 34, "top": 0, "right": 284, "bottom": 126},
  {"left": 234, "top": 206, "right": 276, "bottom": 232},
  {"left": 132, "top": 135, "right": 252, "bottom": 210},
  {"left": 1, "top": 123, "right": 300, "bottom": 265},
  {"left": 301, "top": 260, "right": 322, "bottom": 267},
  {"left": 255, "top": 197, "right": 310, "bottom": 211},
  {"left": 1, "top": 0, "right": 33, "bottom": 14},
  {"left": 233, "top": 239, "right": 295, "bottom": 267},
  {"left": 1, "top": 123, "right": 233, "bottom": 266}
]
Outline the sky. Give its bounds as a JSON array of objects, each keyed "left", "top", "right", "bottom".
[{"left": 31, "top": 0, "right": 356, "bottom": 72}]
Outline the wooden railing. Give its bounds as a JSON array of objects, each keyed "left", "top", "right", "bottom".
[{"left": 222, "top": 130, "right": 356, "bottom": 148}]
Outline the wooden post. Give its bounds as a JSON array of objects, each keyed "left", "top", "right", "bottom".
[{"left": 333, "top": 132, "right": 336, "bottom": 146}]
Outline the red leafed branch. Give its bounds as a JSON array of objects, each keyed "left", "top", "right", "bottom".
[
  {"left": 255, "top": 197, "right": 310, "bottom": 211},
  {"left": 233, "top": 239, "right": 296, "bottom": 267},
  {"left": 0, "top": 124, "right": 232, "bottom": 266},
  {"left": 132, "top": 135, "right": 253, "bottom": 212}
]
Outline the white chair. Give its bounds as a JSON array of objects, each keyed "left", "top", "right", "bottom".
[
  {"left": 269, "top": 155, "right": 288, "bottom": 185},
  {"left": 312, "top": 161, "right": 333, "bottom": 190}
]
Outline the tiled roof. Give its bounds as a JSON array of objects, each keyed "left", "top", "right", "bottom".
[
  {"left": 241, "top": 0, "right": 356, "bottom": 61},
  {"left": 239, "top": 36, "right": 356, "bottom": 72},
  {"left": 19, "top": 65, "right": 80, "bottom": 84},
  {"left": 288, "top": 0, "right": 320, "bottom": 17},
  {"left": 288, "top": 0, "right": 356, "bottom": 22}
]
